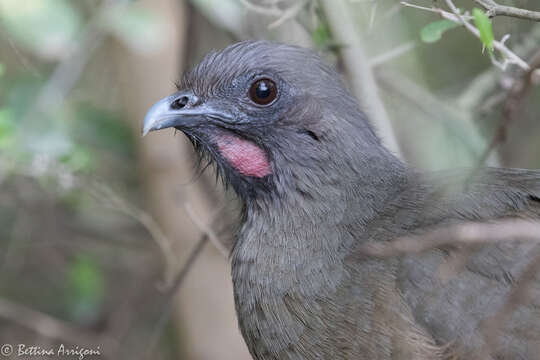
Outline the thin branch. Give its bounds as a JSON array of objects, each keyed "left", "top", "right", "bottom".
[
  {"left": 239, "top": 0, "right": 282, "bottom": 17},
  {"left": 141, "top": 203, "right": 228, "bottom": 357},
  {"left": 1, "top": 32, "right": 42, "bottom": 78},
  {"left": 269, "top": 0, "right": 308, "bottom": 29},
  {"left": 135, "top": 197, "right": 230, "bottom": 359},
  {"left": 28, "top": 0, "right": 123, "bottom": 117},
  {"left": 88, "top": 182, "right": 178, "bottom": 287},
  {"left": 478, "top": 251, "right": 540, "bottom": 359},
  {"left": 0, "top": 297, "right": 112, "bottom": 349},
  {"left": 474, "top": 0, "right": 540, "bottom": 22},
  {"left": 357, "top": 217, "right": 540, "bottom": 358},
  {"left": 475, "top": 48, "right": 540, "bottom": 166},
  {"left": 321, "top": 0, "right": 402, "bottom": 157},
  {"left": 184, "top": 202, "right": 229, "bottom": 257},
  {"left": 358, "top": 219, "right": 540, "bottom": 259},
  {"left": 400, "top": 1, "right": 472, "bottom": 20},
  {"left": 401, "top": 1, "right": 530, "bottom": 71},
  {"left": 370, "top": 42, "right": 416, "bottom": 67},
  {"left": 456, "top": 23, "right": 540, "bottom": 111},
  {"left": 376, "top": 69, "right": 499, "bottom": 166},
  {"left": 368, "top": 1, "right": 378, "bottom": 31},
  {"left": 444, "top": 0, "right": 530, "bottom": 71},
  {"left": 143, "top": 234, "right": 209, "bottom": 360}
]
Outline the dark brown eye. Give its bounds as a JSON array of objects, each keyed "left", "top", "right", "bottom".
[{"left": 249, "top": 78, "right": 277, "bottom": 105}]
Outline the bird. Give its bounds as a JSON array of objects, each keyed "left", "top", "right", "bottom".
[{"left": 143, "top": 41, "right": 540, "bottom": 360}]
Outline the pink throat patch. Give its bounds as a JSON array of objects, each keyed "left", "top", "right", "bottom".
[{"left": 216, "top": 134, "right": 271, "bottom": 178}]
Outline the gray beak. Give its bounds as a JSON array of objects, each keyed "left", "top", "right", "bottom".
[{"left": 142, "top": 92, "right": 233, "bottom": 136}]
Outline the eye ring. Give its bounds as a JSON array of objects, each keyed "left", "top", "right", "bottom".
[{"left": 248, "top": 78, "right": 278, "bottom": 106}]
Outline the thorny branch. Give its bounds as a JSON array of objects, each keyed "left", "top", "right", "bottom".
[
  {"left": 457, "top": 23, "right": 540, "bottom": 111},
  {"left": 474, "top": 0, "right": 540, "bottom": 22},
  {"left": 401, "top": 0, "right": 530, "bottom": 71}
]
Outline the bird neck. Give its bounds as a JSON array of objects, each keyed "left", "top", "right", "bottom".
[
  {"left": 230, "top": 145, "right": 407, "bottom": 358},
  {"left": 231, "top": 143, "right": 406, "bottom": 290}
]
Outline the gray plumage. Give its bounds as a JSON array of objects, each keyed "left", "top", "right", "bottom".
[{"left": 144, "top": 41, "right": 540, "bottom": 359}]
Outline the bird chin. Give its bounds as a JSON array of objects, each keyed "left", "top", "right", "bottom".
[
  {"left": 179, "top": 128, "right": 275, "bottom": 201},
  {"left": 214, "top": 133, "right": 271, "bottom": 179}
]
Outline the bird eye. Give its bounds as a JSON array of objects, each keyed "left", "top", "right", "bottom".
[{"left": 249, "top": 78, "right": 277, "bottom": 106}]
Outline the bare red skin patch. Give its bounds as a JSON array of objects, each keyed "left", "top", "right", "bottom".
[{"left": 216, "top": 134, "right": 271, "bottom": 178}]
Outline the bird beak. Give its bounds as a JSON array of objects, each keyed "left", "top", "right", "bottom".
[{"left": 142, "top": 92, "right": 233, "bottom": 136}]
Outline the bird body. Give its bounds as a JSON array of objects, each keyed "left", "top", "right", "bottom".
[
  {"left": 144, "top": 41, "right": 540, "bottom": 359},
  {"left": 232, "top": 166, "right": 540, "bottom": 359}
]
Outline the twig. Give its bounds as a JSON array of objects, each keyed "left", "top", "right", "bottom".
[
  {"left": 379, "top": 3, "right": 402, "bottom": 23},
  {"left": 474, "top": 0, "right": 540, "bottom": 22},
  {"left": 401, "top": 1, "right": 530, "bottom": 71},
  {"left": 456, "top": 24, "right": 540, "bottom": 111},
  {"left": 239, "top": 0, "right": 309, "bottom": 30},
  {"left": 27, "top": 0, "right": 123, "bottom": 117},
  {"left": 321, "top": 0, "right": 402, "bottom": 157},
  {"left": 1, "top": 32, "right": 42, "bottom": 78},
  {"left": 358, "top": 217, "right": 540, "bottom": 358},
  {"left": 268, "top": 0, "right": 309, "bottom": 29},
  {"left": 0, "top": 297, "right": 112, "bottom": 349},
  {"left": 142, "top": 201, "right": 229, "bottom": 358},
  {"left": 184, "top": 202, "right": 229, "bottom": 257},
  {"left": 88, "top": 182, "right": 179, "bottom": 287},
  {"left": 368, "top": 1, "right": 377, "bottom": 31},
  {"left": 478, "top": 251, "right": 540, "bottom": 359},
  {"left": 445, "top": 0, "right": 530, "bottom": 71},
  {"left": 370, "top": 42, "right": 416, "bottom": 67},
  {"left": 367, "top": 2, "right": 403, "bottom": 32},
  {"left": 455, "top": 67, "right": 500, "bottom": 111},
  {"left": 474, "top": 49, "right": 540, "bottom": 166},
  {"left": 239, "top": 0, "right": 282, "bottom": 17},
  {"left": 143, "top": 234, "right": 209, "bottom": 360},
  {"left": 376, "top": 69, "right": 498, "bottom": 165},
  {"left": 400, "top": 1, "right": 472, "bottom": 20},
  {"left": 358, "top": 219, "right": 540, "bottom": 258}
]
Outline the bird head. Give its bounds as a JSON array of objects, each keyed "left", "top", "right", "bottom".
[{"left": 143, "top": 41, "right": 389, "bottom": 203}]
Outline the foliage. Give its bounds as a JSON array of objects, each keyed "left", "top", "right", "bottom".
[
  {"left": 420, "top": 20, "right": 459, "bottom": 43},
  {"left": 66, "top": 254, "right": 105, "bottom": 323},
  {"left": 0, "top": 0, "right": 158, "bottom": 346},
  {"left": 473, "top": 8, "right": 494, "bottom": 52}
]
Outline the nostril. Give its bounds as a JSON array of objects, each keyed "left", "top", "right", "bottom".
[{"left": 171, "top": 96, "right": 189, "bottom": 109}]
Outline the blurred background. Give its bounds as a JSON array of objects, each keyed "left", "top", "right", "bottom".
[{"left": 0, "top": 0, "right": 538, "bottom": 359}]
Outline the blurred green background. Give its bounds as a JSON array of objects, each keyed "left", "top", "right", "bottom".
[{"left": 0, "top": 0, "right": 539, "bottom": 359}]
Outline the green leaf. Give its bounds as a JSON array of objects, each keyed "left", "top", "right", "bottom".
[
  {"left": 473, "top": 8, "right": 494, "bottom": 51},
  {"left": 312, "top": 23, "right": 332, "bottom": 48},
  {"left": 0, "top": 0, "right": 81, "bottom": 60},
  {"left": 66, "top": 254, "right": 104, "bottom": 322},
  {"left": 72, "top": 103, "right": 135, "bottom": 157},
  {"left": 420, "top": 20, "right": 459, "bottom": 43},
  {"left": 59, "top": 146, "right": 94, "bottom": 172},
  {"left": 68, "top": 255, "right": 104, "bottom": 301},
  {"left": 0, "top": 108, "right": 15, "bottom": 148},
  {"left": 0, "top": 63, "right": 5, "bottom": 78}
]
